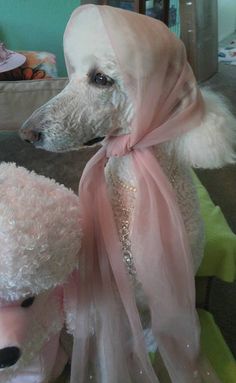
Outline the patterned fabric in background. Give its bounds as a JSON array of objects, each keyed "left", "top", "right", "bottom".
[
  {"left": 218, "top": 40, "right": 236, "bottom": 65},
  {"left": 0, "top": 51, "right": 58, "bottom": 80}
]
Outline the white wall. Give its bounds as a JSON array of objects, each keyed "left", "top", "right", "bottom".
[{"left": 218, "top": 0, "right": 236, "bottom": 41}]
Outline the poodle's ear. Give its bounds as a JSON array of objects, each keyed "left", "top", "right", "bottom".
[{"left": 167, "top": 88, "right": 236, "bottom": 168}]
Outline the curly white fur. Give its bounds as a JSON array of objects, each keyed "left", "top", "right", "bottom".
[
  {"left": 167, "top": 88, "right": 236, "bottom": 168},
  {"left": 0, "top": 163, "right": 81, "bottom": 301}
]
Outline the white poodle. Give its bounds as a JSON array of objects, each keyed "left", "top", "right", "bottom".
[
  {"left": 0, "top": 163, "right": 81, "bottom": 383},
  {"left": 20, "top": 5, "right": 235, "bottom": 383}
]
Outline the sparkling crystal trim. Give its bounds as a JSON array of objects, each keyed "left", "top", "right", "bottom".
[{"left": 108, "top": 172, "right": 137, "bottom": 276}]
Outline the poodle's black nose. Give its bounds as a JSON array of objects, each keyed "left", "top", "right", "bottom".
[
  {"left": 20, "top": 128, "right": 42, "bottom": 144},
  {"left": 0, "top": 347, "right": 21, "bottom": 368}
]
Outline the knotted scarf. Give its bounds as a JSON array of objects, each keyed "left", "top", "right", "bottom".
[{"left": 64, "top": 5, "right": 221, "bottom": 383}]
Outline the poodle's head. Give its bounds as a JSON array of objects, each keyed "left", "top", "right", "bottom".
[
  {"left": 0, "top": 162, "right": 81, "bottom": 374},
  {"left": 20, "top": 5, "right": 235, "bottom": 168},
  {"left": 20, "top": 6, "right": 134, "bottom": 153}
]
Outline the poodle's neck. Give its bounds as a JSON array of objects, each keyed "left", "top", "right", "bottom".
[
  {"left": 105, "top": 144, "right": 175, "bottom": 186},
  {"left": 104, "top": 144, "right": 177, "bottom": 282}
]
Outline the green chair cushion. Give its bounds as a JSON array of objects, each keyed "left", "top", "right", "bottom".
[
  {"left": 194, "top": 173, "right": 236, "bottom": 282},
  {"left": 199, "top": 309, "right": 236, "bottom": 383}
]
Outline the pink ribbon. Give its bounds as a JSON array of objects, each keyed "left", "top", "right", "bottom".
[
  {"left": 65, "top": 5, "right": 221, "bottom": 382},
  {"left": 70, "top": 135, "right": 221, "bottom": 383}
]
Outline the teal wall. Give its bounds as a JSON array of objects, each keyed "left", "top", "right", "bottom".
[{"left": 0, "top": 0, "right": 81, "bottom": 76}]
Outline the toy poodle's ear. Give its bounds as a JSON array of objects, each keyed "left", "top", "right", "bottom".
[
  {"left": 63, "top": 271, "right": 79, "bottom": 335},
  {"left": 167, "top": 88, "right": 236, "bottom": 168}
]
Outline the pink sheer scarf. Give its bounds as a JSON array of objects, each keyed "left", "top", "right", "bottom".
[{"left": 65, "top": 5, "right": 221, "bottom": 383}]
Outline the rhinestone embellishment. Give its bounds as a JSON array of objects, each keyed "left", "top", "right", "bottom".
[{"left": 109, "top": 172, "right": 137, "bottom": 276}]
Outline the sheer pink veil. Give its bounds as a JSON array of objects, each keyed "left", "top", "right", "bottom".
[{"left": 64, "top": 5, "right": 221, "bottom": 383}]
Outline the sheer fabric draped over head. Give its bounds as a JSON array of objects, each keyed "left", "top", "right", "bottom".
[
  {"left": 100, "top": 6, "right": 204, "bottom": 147},
  {"left": 64, "top": 5, "right": 221, "bottom": 383}
]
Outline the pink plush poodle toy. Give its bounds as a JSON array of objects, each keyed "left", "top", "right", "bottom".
[{"left": 0, "top": 163, "right": 81, "bottom": 383}]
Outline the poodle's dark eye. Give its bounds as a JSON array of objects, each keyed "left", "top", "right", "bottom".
[
  {"left": 94, "top": 73, "right": 108, "bottom": 85},
  {"left": 91, "top": 72, "right": 114, "bottom": 87},
  {"left": 21, "top": 297, "right": 35, "bottom": 308}
]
